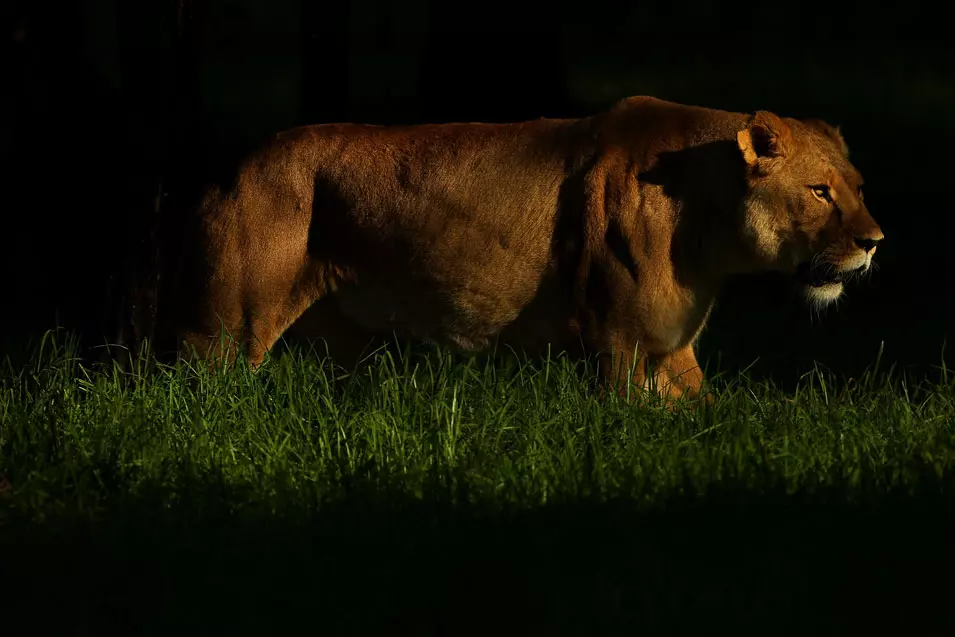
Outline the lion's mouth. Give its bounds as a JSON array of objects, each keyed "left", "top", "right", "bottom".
[{"left": 796, "top": 262, "right": 846, "bottom": 288}]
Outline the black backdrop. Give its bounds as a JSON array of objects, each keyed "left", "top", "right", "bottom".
[{"left": 4, "top": 0, "right": 953, "bottom": 385}]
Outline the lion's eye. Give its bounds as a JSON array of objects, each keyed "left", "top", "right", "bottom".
[{"left": 810, "top": 185, "right": 832, "bottom": 202}]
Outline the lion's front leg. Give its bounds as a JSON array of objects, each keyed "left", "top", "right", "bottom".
[
  {"left": 650, "top": 345, "right": 710, "bottom": 407},
  {"left": 596, "top": 339, "right": 709, "bottom": 408},
  {"left": 596, "top": 343, "right": 650, "bottom": 401}
]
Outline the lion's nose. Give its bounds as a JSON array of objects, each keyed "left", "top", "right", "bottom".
[{"left": 854, "top": 235, "right": 882, "bottom": 252}]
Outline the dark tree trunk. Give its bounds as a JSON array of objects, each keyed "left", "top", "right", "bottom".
[
  {"left": 110, "top": 0, "right": 203, "bottom": 366},
  {"left": 419, "top": 0, "right": 567, "bottom": 123},
  {"left": 301, "top": 0, "right": 350, "bottom": 125}
]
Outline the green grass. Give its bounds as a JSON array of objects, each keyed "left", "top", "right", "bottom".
[{"left": 2, "top": 331, "right": 955, "bottom": 634}]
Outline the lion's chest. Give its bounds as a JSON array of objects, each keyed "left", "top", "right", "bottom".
[{"left": 636, "top": 285, "right": 715, "bottom": 354}]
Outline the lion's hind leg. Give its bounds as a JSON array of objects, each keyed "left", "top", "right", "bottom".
[{"left": 176, "top": 257, "right": 335, "bottom": 371}]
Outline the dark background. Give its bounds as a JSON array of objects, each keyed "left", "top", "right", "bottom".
[
  {"left": 3, "top": 0, "right": 953, "bottom": 385},
  {"left": 4, "top": 3, "right": 955, "bottom": 633}
]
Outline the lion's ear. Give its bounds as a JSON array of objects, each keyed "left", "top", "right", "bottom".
[
  {"left": 737, "top": 111, "right": 792, "bottom": 167},
  {"left": 805, "top": 118, "right": 850, "bottom": 157}
]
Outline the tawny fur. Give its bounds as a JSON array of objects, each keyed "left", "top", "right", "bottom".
[{"left": 165, "top": 96, "right": 884, "bottom": 404}]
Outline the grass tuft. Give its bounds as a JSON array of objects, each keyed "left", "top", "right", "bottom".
[{"left": 1, "top": 331, "right": 954, "bottom": 634}]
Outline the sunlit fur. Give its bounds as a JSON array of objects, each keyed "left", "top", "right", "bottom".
[
  {"left": 737, "top": 112, "right": 884, "bottom": 310},
  {"left": 166, "top": 96, "right": 884, "bottom": 408}
]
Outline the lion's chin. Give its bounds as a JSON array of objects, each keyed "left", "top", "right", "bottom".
[
  {"left": 795, "top": 260, "right": 849, "bottom": 306},
  {"left": 803, "top": 281, "right": 844, "bottom": 306}
]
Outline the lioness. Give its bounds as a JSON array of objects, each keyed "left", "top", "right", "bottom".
[{"left": 166, "top": 96, "right": 883, "bottom": 402}]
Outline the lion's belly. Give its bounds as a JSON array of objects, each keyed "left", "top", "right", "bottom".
[
  {"left": 306, "top": 193, "right": 563, "bottom": 351},
  {"left": 333, "top": 266, "right": 549, "bottom": 351}
]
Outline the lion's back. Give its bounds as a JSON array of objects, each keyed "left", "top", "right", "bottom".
[{"left": 246, "top": 118, "right": 587, "bottom": 349}]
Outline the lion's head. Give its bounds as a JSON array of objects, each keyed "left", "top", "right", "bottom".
[{"left": 735, "top": 110, "right": 884, "bottom": 306}]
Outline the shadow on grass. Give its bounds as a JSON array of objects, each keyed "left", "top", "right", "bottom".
[
  {"left": 2, "top": 472, "right": 954, "bottom": 636},
  {"left": 3, "top": 333, "right": 955, "bottom": 634}
]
